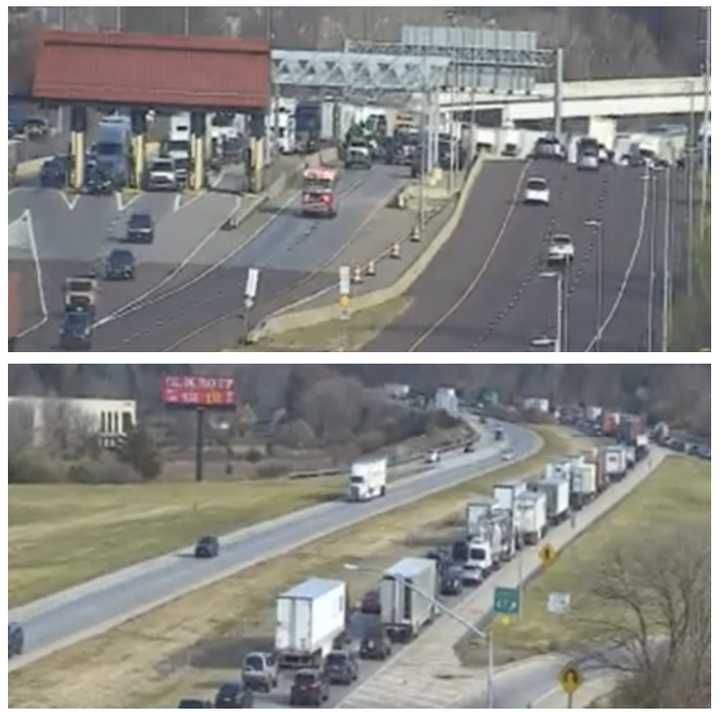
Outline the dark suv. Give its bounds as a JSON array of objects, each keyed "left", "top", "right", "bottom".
[
  {"left": 178, "top": 699, "right": 212, "bottom": 708},
  {"left": 214, "top": 682, "right": 254, "bottom": 708},
  {"left": 104, "top": 249, "right": 136, "bottom": 280},
  {"left": 126, "top": 212, "right": 154, "bottom": 243},
  {"left": 323, "top": 650, "right": 359, "bottom": 685},
  {"left": 195, "top": 536, "right": 220, "bottom": 558},
  {"left": 359, "top": 629, "right": 392, "bottom": 660},
  {"left": 8, "top": 623, "right": 24, "bottom": 658},
  {"left": 60, "top": 311, "right": 93, "bottom": 351},
  {"left": 290, "top": 669, "right": 330, "bottom": 707}
]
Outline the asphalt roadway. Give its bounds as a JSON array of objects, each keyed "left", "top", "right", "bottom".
[
  {"left": 10, "top": 163, "right": 409, "bottom": 352},
  {"left": 368, "top": 158, "right": 676, "bottom": 352},
  {"left": 9, "top": 421, "right": 539, "bottom": 672}
]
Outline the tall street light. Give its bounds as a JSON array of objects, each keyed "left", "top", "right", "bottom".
[
  {"left": 540, "top": 270, "right": 563, "bottom": 352},
  {"left": 344, "top": 563, "right": 495, "bottom": 707},
  {"left": 661, "top": 165, "right": 671, "bottom": 351},
  {"left": 584, "top": 219, "right": 604, "bottom": 352}
]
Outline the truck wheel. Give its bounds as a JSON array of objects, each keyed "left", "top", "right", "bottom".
[{"left": 380, "top": 486, "right": 386, "bottom": 496}]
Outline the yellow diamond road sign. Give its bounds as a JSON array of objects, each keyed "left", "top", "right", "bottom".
[
  {"left": 339, "top": 295, "right": 350, "bottom": 309},
  {"left": 539, "top": 543, "right": 556, "bottom": 565},
  {"left": 559, "top": 663, "right": 582, "bottom": 694}
]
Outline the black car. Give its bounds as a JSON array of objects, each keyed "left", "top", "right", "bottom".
[
  {"left": 104, "top": 249, "right": 136, "bottom": 280},
  {"left": 178, "top": 699, "right": 213, "bottom": 708},
  {"left": 126, "top": 212, "right": 154, "bottom": 243},
  {"left": 215, "top": 682, "right": 254, "bottom": 708},
  {"left": 290, "top": 669, "right": 329, "bottom": 707},
  {"left": 440, "top": 567, "right": 464, "bottom": 596},
  {"left": 425, "top": 548, "right": 453, "bottom": 575},
  {"left": 85, "top": 167, "right": 114, "bottom": 195},
  {"left": 8, "top": 623, "right": 24, "bottom": 658},
  {"left": 463, "top": 443, "right": 475, "bottom": 453},
  {"left": 60, "top": 311, "right": 93, "bottom": 350},
  {"left": 40, "top": 156, "right": 68, "bottom": 188},
  {"left": 451, "top": 540, "right": 469, "bottom": 563},
  {"left": 323, "top": 650, "right": 359, "bottom": 685},
  {"left": 195, "top": 535, "right": 220, "bottom": 558},
  {"left": 359, "top": 629, "right": 392, "bottom": 660}
]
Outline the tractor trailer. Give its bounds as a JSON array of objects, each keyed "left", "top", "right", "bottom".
[{"left": 348, "top": 458, "right": 387, "bottom": 501}]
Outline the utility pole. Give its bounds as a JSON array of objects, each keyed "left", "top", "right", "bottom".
[
  {"left": 184, "top": 6, "right": 190, "bottom": 36},
  {"left": 647, "top": 171, "right": 657, "bottom": 352},
  {"left": 195, "top": 407, "right": 205, "bottom": 482},
  {"left": 700, "top": 7, "right": 710, "bottom": 250},
  {"left": 662, "top": 167, "right": 671, "bottom": 351},
  {"left": 688, "top": 85, "right": 695, "bottom": 297},
  {"left": 553, "top": 48, "right": 564, "bottom": 138},
  {"left": 115, "top": 6, "right": 121, "bottom": 32}
]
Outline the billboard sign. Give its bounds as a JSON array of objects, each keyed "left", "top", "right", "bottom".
[{"left": 161, "top": 375, "right": 236, "bottom": 408}]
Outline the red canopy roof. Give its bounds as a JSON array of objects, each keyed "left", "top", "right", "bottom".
[{"left": 32, "top": 30, "right": 270, "bottom": 111}]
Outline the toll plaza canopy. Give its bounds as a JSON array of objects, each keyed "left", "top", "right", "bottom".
[{"left": 32, "top": 30, "right": 270, "bottom": 111}]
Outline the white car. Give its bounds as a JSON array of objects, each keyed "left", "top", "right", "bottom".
[
  {"left": 461, "top": 564, "right": 484, "bottom": 585},
  {"left": 524, "top": 177, "right": 550, "bottom": 205},
  {"left": 425, "top": 449, "right": 440, "bottom": 464},
  {"left": 501, "top": 449, "right": 515, "bottom": 461},
  {"left": 548, "top": 234, "right": 575, "bottom": 264},
  {"left": 577, "top": 152, "right": 599, "bottom": 171},
  {"left": 146, "top": 157, "right": 178, "bottom": 191}
]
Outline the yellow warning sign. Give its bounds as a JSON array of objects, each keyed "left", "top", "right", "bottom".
[
  {"left": 539, "top": 543, "right": 556, "bottom": 566},
  {"left": 559, "top": 663, "right": 582, "bottom": 694},
  {"left": 339, "top": 295, "right": 350, "bottom": 309}
]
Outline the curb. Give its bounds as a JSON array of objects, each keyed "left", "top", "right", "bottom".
[{"left": 248, "top": 154, "right": 486, "bottom": 343}]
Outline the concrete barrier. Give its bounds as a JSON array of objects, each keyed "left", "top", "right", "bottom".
[{"left": 249, "top": 153, "right": 485, "bottom": 343}]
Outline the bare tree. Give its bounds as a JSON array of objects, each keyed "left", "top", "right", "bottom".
[{"left": 570, "top": 525, "right": 710, "bottom": 707}]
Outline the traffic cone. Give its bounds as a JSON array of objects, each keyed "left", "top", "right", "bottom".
[
  {"left": 351, "top": 265, "right": 363, "bottom": 284},
  {"left": 366, "top": 260, "right": 376, "bottom": 277},
  {"left": 390, "top": 242, "right": 401, "bottom": 259},
  {"left": 410, "top": 225, "right": 421, "bottom": 242}
]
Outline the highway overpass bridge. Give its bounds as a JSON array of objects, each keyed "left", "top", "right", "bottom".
[{"left": 437, "top": 76, "right": 709, "bottom": 121}]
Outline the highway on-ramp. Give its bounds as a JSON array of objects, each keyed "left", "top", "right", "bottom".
[
  {"left": 367, "top": 159, "right": 672, "bottom": 352},
  {"left": 9, "top": 422, "right": 540, "bottom": 671}
]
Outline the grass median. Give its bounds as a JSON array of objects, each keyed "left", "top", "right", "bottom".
[
  {"left": 456, "top": 455, "right": 710, "bottom": 667},
  {"left": 9, "top": 425, "right": 595, "bottom": 708}
]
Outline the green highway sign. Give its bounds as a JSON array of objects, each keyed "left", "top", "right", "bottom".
[{"left": 494, "top": 586, "right": 520, "bottom": 614}]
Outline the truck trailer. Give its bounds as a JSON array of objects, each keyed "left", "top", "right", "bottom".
[
  {"left": 348, "top": 458, "right": 387, "bottom": 501},
  {"left": 275, "top": 578, "right": 347, "bottom": 668},
  {"left": 516, "top": 491, "right": 547, "bottom": 544},
  {"left": 532, "top": 477, "right": 570, "bottom": 525},
  {"left": 570, "top": 462, "right": 597, "bottom": 508},
  {"left": 603, "top": 446, "right": 627, "bottom": 482},
  {"left": 380, "top": 558, "right": 437, "bottom": 642}
]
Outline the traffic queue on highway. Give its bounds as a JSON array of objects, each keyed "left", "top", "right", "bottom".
[{"left": 167, "top": 408, "right": 676, "bottom": 708}]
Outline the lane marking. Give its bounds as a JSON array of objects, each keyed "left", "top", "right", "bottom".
[
  {"left": 116, "top": 190, "right": 143, "bottom": 212},
  {"left": 409, "top": 162, "right": 531, "bottom": 352},
  {"left": 14, "top": 210, "right": 50, "bottom": 339},
  {"left": 584, "top": 168, "right": 650, "bottom": 351},
  {"left": 173, "top": 194, "right": 182, "bottom": 213},
  {"left": 57, "top": 190, "right": 79, "bottom": 211}
]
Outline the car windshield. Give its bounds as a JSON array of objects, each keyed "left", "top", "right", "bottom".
[
  {"left": 110, "top": 250, "right": 133, "bottom": 263},
  {"left": 168, "top": 140, "right": 189, "bottom": 152},
  {"left": 245, "top": 655, "right": 264, "bottom": 670},
  {"left": 552, "top": 236, "right": 571, "bottom": 245},
  {"left": 470, "top": 547, "right": 486, "bottom": 560},
  {"left": 66, "top": 313, "right": 90, "bottom": 327},
  {"left": 152, "top": 160, "right": 174, "bottom": 171},
  {"left": 295, "top": 673, "right": 317, "bottom": 685},
  {"left": 129, "top": 214, "right": 151, "bottom": 228},
  {"left": 326, "top": 653, "right": 347, "bottom": 666},
  {"left": 199, "top": 537, "right": 216, "bottom": 546},
  {"left": 528, "top": 179, "right": 546, "bottom": 190},
  {"left": 96, "top": 142, "right": 123, "bottom": 157}
]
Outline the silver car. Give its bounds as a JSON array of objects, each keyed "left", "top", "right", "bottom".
[{"left": 577, "top": 152, "right": 599, "bottom": 171}]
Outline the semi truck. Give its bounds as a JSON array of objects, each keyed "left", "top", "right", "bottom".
[
  {"left": 516, "top": 491, "right": 547, "bottom": 544},
  {"left": 275, "top": 578, "right": 347, "bottom": 668},
  {"left": 603, "top": 446, "right": 627, "bottom": 482},
  {"left": 603, "top": 411, "right": 621, "bottom": 437},
  {"left": 380, "top": 558, "right": 437, "bottom": 642},
  {"left": 348, "top": 458, "right": 387, "bottom": 501}
]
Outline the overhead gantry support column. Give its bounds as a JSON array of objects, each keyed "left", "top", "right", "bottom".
[
  {"left": 191, "top": 111, "right": 206, "bottom": 191},
  {"left": 249, "top": 111, "right": 266, "bottom": 194},
  {"left": 130, "top": 109, "right": 147, "bottom": 190},
  {"left": 553, "top": 48, "right": 564, "bottom": 138},
  {"left": 70, "top": 105, "right": 87, "bottom": 190}
]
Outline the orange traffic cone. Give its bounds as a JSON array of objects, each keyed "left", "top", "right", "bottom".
[
  {"left": 366, "top": 260, "right": 376, "bottom": 277},
  {"left": 390, "top": 242, "right": 401, "bottom": 259}
]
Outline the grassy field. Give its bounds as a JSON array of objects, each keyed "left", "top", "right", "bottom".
[
  {"left": 456, "top": 455, "right": 710, "bottom": 667},
  {"left": 9, "top": 425, "right": 593, "bottom": 708},
  {"left": 9, "top": 477, "right": 344, "bottom": 607},
  {"left": 244, "top": 295, "right": 412, "bottom": 351}
]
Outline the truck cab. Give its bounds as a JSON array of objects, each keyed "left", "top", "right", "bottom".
[{"left": 467, "top": 538, "right": 493, "bottom": 577}]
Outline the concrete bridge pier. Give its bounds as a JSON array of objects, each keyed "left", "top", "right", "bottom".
[
  {"left": 130, "top": 109, "right": 147, "bottom": 189},
  {"left": 249, "top": 111, "right": 266, "bottom": 193},
  {"left": 191, "top": 111, "right": 206, "bottom": 191}
]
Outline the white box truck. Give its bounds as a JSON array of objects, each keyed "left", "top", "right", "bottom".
[
  {"left": 275, "top": 578, "right": 347, "bottom": 668},
  {"left": 536, "top": 478, "right": 570, "bottom": 525},
  {"left": 544, "top": 461, "right": 572, "bottom": 481},
  {"left": 493, "top": 481, "right": 526, "bottom": 550},
  {"left": 570, "top": 462, "right": 597, "bottom": 508},
  {"left": 603, "top": 446, "right": 627, "bottom": 482},
  {"left": 516, "top": 491, "right": 547, "bottom": 544},
  {"left": 380, "top": 558, "right": 437, "bottom": 642},
  {"left": 348, "top": 457, "right": 387, "bottom": 501}
]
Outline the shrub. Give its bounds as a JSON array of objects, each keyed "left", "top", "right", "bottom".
[
  {"left": 8, "top": 448, "right": 65, "bottom": 484},
  {"left": 67, "top": 457, "right": 138, "bottom": 484}
]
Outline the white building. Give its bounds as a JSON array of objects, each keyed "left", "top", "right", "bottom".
[
  {"left": 434, "top": 387, "right": 459, "bottom": 417},
  {"left": 522, "top": 397, "right": 551, "bottom": 413},
  {"left": 8, "top": 397, "right": 136, "bottom": 448}
]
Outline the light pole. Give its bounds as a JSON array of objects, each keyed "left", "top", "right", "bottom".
[
  {"left": 344, "top": 563, "right": 495, "bottom": 707},
  {"left": 662, "top": 166, "right": 671, "bottom": 351},
  {"left": 584, "top": 219, "right": 604, "bottom": 351},
  {"left": 540, "top": 270, "right": 563, "bottom": 352},
  {"left": 700, "top": 7, "right": 710, "bottom": 250}
]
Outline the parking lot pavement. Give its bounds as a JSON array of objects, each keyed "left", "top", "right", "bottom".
[{"left": 339, "top": 448, "right": 667, "bottom": 708}]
